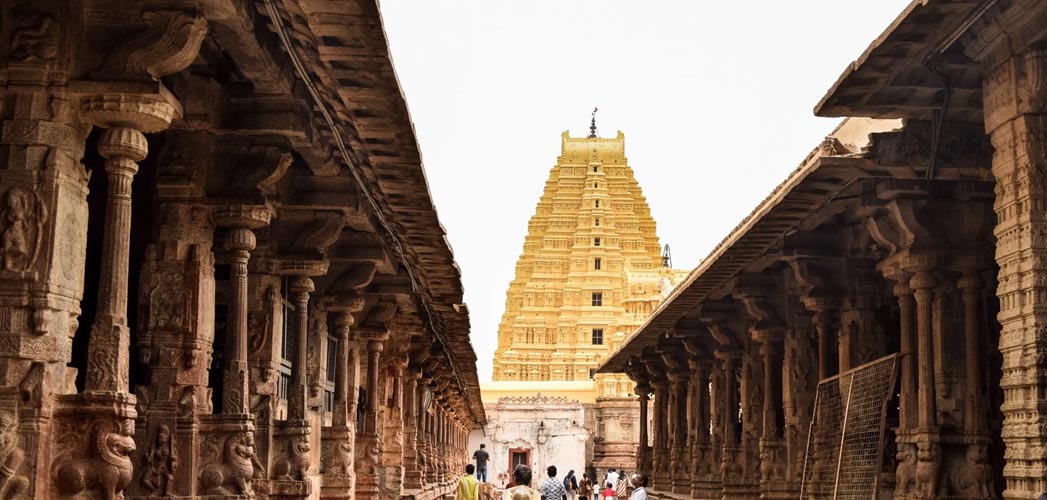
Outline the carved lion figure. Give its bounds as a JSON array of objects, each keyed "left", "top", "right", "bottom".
[
  {"left": 954, "top": 443, "right": 993, "bottom": 498},
  {"left": 914, "top": 442, "right": 940, "bottom": 500},
  {"left": 321, "top": 439, "right": 353, "bottom": 476},
  {"left": 198, "top": 431, "right": 255, "bottom": 498},
  {"left": 894, "top": 443, "right": 916, "bottom": 496},
  {"left": 54, "top": 418, "right": 136, "bottom": 500},
  {"left": 272, "top": 433, "right": 310, "bottom": 481}
]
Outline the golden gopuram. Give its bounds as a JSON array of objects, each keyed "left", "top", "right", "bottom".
[{"left": 485, "top": 117, "right": 688, "bottom": 480}]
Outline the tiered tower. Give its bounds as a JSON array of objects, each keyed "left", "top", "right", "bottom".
[{"left": 492, "top": 128, "right": 688, "bottom": 396}]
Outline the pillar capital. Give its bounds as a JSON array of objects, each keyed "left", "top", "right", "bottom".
[
  {"left": 80, "top": 92, "right": 179, "bottom": 132},
  {"left": 213, "top": 205, "right": 272, "bottom": 231}
]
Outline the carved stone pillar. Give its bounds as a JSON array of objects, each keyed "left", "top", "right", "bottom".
[
  {"left": 756, "top": 333, "right": 788, "bottom": 500},
  {"left": 216, "top": 210, "right": 269, "bottom": 414},
  {"left": 909, "top": 269, "right": 940, "bottom": 499},
  {"left": 320, "top": 309, "right": 361, "bottom": 500},
  {"left": 381, "top": 353, "right": 408, "bottom": 496},
  {"left": 891, "top": 278, "right": 917, "bottom": 432},
  {"left": 689, "top": 361, "right": 718, "bottom": 499},
  {"left": 354, "top": 330, "right": 386, "bottom": 500},
  {"left": 809, "top": 302, "right": 839, "bottom": 381},
  {"left": 52, "top": 93, "right": 180, "bottom": 500},
  {"left": 736, "top": 349, "right": 762, "bottom": 500},
  {"left": 976, "top": 38, "right": 1047, "bottom": 497},
  {"left": 651, "top": 378, "right": 670, "bottom": 489},
  {"left": 634, "top": 383, "right": 650, "bottom": 472},
  {"left": 404, "top": 370, "right": 423, "bottom": 490},
  {"left": 667, "top": 371, "right": 689, "bottom": 494},
  {"left": 269, "top": 273, "right": 320, "bottom": 500},
  {"left": 717, "top": 351, "right": 743, "bottom": 494}
]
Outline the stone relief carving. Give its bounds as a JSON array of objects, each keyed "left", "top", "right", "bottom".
[
  {"left": 894, "top": 442, "right": 916, "bottom": 495},
  {"left": 53, "top": 418, "right": 136, "bottom": 500},
  {"left": 8, "top": 6, "right": 57, "bottom": 63},
  {"left": 0, "top": 187, "right": 44, "bottom": 273},
  {"left": 914, "top": 441, "right": 940, "bottom": 500},
  {"left": 0, "top": 412, "right": 27, "bottom": 500},
  {"left": 95, "top": 10, "right": 207, "bottom": 80},
  {"left": 320, "top": 438, "right": 353, "bottom": 476},
  {"left": 198, "top": 431, "right": 256, "bottom": 498},
  {"left": 271, "top": 431, "right": 309, "bottom": 481},
  {"left": 141, "top": 425, "right": 177, "bottom": 496},
  {"left": 355, "top": 439, "right": 379, "bottom": 476},
  {"left": 951, "top": 443, "right": 992, "bottom": 498}
]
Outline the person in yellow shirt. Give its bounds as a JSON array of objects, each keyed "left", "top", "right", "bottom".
[{"left": 456, "top": 464, "right": 480, "bottom": 500}]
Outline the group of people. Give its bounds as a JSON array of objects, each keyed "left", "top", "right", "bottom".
[
  {"left": 455, "top": 444, "right": 647, "bottom": 500},
  {"left": 500, "top": 465, "right": 647, "bottom": 500}
]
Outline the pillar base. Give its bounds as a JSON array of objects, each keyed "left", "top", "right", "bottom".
[
  {"left": 320, "top": 425, "right": 355, "bottom": 500},
  {"left": 720, "top": 445, "right": 759, "bottom": 500},
  {"left": 196, "top": 413, "right": 258, "bottom": 499},
  {"left": 355, "top": 432, "right": 381, "bottom": 500},
  {"left": 51, "top": 391, "right": 138, "bottom": 500},
  {"left": 652, "top": 449, "right": 671, "bottom": 490},
  {"left": 270, "top": 419, "right": 312, "bottom": 500}
]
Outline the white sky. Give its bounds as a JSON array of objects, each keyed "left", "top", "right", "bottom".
[{"left": 379, "top": 1, "right": 911, "bottom": 382}]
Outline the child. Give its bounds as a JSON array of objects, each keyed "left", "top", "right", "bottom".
[{"left": 602, "top": 482, "right": 616, "bottom": 500}]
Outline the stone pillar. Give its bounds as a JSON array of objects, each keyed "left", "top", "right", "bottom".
[
  {"left": 910, "top": 269, "right": 941, "bottom": 498},
  {"left": 668, "top": 372, "right": 689, "bottom": 494},
  {"left": 51, "top": 94, "right": 179, "bottom": 500},
  {"left": 381, "top": 353, "right": 408, "bottom": 496},
  {"left": 892, "top": 278, "right": 918, "bottom": 432},
  {"left": 635, "top": 383, "right": 650, "bottom": 472},
  {"left": 354, "top": 330, "right": 386, "bottom": 500},
  {"left": 214, "top": 208, "right": 271, "bottom": 414},
  {"left": 978, "top": 41, "right": 1047, "bottom": 498},
  {"left": 689, "top": 361, "right": 718, "bottom": 499},
  {"left": 651, "top": 379, "right": 670, "bottom": 489},
  {"left": 404, "top": 371, "right": 424, "bottom": 490},
  {"left": 809, "top": 303, "right": 839, "bottom": 381},
  {"left": 717, "top": 351, "right": 743, "bottom": 492},
  {"left": 737, "top": 350, "right": 762, "bottom": 500},
  {"left": 757, "top": 332, "right": 788, "bottom": 500},
  {"left": 268, "top": 274, "right": 315, "bottom": 500},
  {"left": 320, "top": 309, "right": 360, "bottom": 500},
  {"left": 84, "top": 124, "right": 146, "bottom": 393}
]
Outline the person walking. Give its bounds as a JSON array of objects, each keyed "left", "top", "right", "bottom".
[
  {"left": 456, "top": 464, "right": 480, "bottom": 500},
  {"left": 540, "top": 466, "right": 567, "bottom": 500},
  {"left": 628, "top": 473, "right": 648, "bottom": 500},
  {"left": 578, "top": 473, "right": 593, "bottom": 500},
  {"left": 503, "top": 465, "right": 541, "bottom": 500},
  {"left": 601, "top": 482, "right": 616, "bottom": 500},
  {"left": 564, "top": 470, "right": 578, "bottom": 500},
  {"left": 603, "top": 469, "right": 619, "bottom": 493},
  {"left": 614, "top": 471, "right": 629, "bottom": 499},
  {"left": 472, "top": 444, "right": 490, "bottom": 483}
]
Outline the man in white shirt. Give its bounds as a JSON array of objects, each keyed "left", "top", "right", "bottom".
[
  {"left": 603, "top": 469, "right": 619, "bottom": 492},
  {"left": 629, "top": 474, "right": 648, "bottom": 500}
]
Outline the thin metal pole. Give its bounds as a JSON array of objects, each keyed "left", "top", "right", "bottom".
[{"left": 832, "top": 374, "right": 855, "bottom": 500}]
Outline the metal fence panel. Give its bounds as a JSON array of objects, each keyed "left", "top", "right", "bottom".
[{"left": 800, "top": 355, "right": 898, "bottom": 500}]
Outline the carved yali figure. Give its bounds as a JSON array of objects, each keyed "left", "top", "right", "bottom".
[
  {"left": 198, "top": 431, "right": 256, "bottom": 498},
  {"left": 272, "top": 432, "right": 309, "bottom": 481},
  {"left": 54, "top": 418, "right": 136, "bottom": 500},
  {"left": 321, "top": 439, "right": 353, "bottom": 476},
  {"left": 0, "top": 413, "right": 27, "bottom": 500},
  {"left": 142, "top": 425, "right": 177, "bottom": 496}
]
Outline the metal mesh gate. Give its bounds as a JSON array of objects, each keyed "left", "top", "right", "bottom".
[{"left": 799, "top": 354, "right": 898, "bottom": 500}]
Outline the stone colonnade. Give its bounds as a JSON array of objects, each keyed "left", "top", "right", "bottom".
[
  {"left": 609, "top": 117, "right": 1002, "bottom": 500},
  {"left": 0, "top": 1, "right": 482, "bottom": 500}
]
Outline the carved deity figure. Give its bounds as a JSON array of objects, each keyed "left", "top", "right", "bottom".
[
  {"left": 198, "top": 431, "right": 256, "bottom": 498},
  {"left": 54, "top": 418, "right": 136, "bottom": 500},
  {"left": 1, "top": 189, "right": 33, "bottom": 272},
  {"left": 8, "top": 7, "right": 57, "bottom": 62},
  {"left": 0, "top": 413, "right": 27, "bottom": 500},
  {"left": 142, "top": 425, "right": 177, "bottom": 496}
]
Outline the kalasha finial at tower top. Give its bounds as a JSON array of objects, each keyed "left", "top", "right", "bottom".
[{"left": 588, "top": 107, "right": 598, "bottom": 138}]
